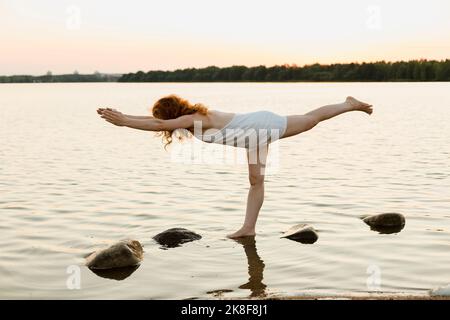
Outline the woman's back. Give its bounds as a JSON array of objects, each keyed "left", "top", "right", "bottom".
[
  {"left": 191, "top": 109, "right": 288, "bottom": 149},
  {"left": 189, "top": 110, "right": 236, "bottom": 134}
]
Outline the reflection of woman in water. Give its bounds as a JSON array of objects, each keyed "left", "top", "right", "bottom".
[
  {"left": 234, "top": 236, "right": 267, "bottom": 298},
  {"left": 98, "top": 95, "right": 373, "bottom": 238}
]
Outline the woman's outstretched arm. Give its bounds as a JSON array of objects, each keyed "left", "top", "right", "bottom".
[
  {"left": 99, "top": 109, "right": 194, "bottom": 132},
  {"left": 97, "top": 107, "right": 153, "bottom": 120}
]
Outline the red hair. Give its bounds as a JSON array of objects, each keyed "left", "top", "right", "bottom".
[{"left": 152, "top": 94, "right": 208, "bottom": 148}]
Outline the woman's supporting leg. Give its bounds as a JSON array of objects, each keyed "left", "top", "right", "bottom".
[
  {"left": 227, "top": 145, "right": 268, "bottom": 239},
  {"left": 281, "top": 96, "right": 373, "bottom": 139}
]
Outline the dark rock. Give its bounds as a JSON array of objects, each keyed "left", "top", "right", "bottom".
[
  {"left": 86, "top": 240, "right": 143, "bottom": 269},
  {"left": 281, "top": 224, "right": 318, "bottom": 244},
  {"left": 90, "top": 265, "right": 140, "bottom": 281},
  {"left": 363, "top": 213, "right": 405, "bottom": 234},
  {"left": 153, "top": 228, "right": 202, "bottom": 248},
  {"left": 207, "top": 289, "right": 234, "bottom": 298}
]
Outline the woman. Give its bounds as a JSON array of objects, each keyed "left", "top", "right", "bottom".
[{"left": 97, "top": 95, "right": 373, "bottom": 238}]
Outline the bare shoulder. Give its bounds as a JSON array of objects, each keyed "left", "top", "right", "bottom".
[
  {"left": 208, "top": 110, "right": 235, "bottom": 129},
  {"left": 191, "top": 112, "right": 209, "bottom": 121},
  {"left": 190, "top": 111, "right": 212, "bottom": 128}
]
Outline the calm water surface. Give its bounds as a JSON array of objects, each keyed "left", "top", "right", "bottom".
[{"left": 0, "top": 83, "right": 449, "bottom": 299}]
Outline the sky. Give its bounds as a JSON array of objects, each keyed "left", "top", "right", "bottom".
[{"left": 1, "top": 0, "right": 450, "bottom": 75}]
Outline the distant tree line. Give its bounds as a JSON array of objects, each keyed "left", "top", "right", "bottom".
[
  {"left": 2, "top": 60, "right": 450, "bottom": 83},
  {"left": 0, "top": 72, "right": 121, "bottom": 83},
  {"left": 119, "top": 60, "right": 450, "bottom": 82}
]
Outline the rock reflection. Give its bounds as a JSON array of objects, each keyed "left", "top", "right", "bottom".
[
  {"left": 89, "top": 265, "right": 140, "bottom": 281},
  {"left": 368, "top": 224, "right": 405, "bottom": 234},
  {"left": 234, "top": 236, "right": 267, "bottom": 298}
]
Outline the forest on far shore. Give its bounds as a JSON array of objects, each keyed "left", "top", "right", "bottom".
[
  {"left": 118, "top": 60, "right": 450, "bottom": 82},
  {"left": 1, "top": 60, "right": 450, "bottom": 83}
]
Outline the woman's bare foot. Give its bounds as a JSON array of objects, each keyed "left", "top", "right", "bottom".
[
  {"left": 227, "top": 227, "right": 256, "bottom": 239},
  {"left": 346, "top": 96, "right": 373, "bottom": 115}
]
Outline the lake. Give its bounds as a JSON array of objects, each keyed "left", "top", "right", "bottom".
[{"left": 0, "top": 82, "right": 449, "bottom": 299}]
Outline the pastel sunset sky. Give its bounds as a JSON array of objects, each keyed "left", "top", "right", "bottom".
[{"left": 1, "top": 0, "right": 449, "bottom": 75}]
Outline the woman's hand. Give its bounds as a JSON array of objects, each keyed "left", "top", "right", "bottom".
[
  {"left": 99, "top": 108, "right": 128, "bottom": 127},
  {"left": 97, "top": 107, "right": 118, "bottom": 115}
]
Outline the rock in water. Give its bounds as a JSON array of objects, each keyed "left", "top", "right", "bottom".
[
  {"left": 430, "top": 284, "right": 450, "bottom": 297},
  {"left": 363, "top": 213, "right": 405, "bottom": 227},
  {"left": 153, "top": 228, "right": 202, "bottom": 248},
  {"left": 90, "top": 265, "right": 140, "bottom": 281},
  {"left": 363, "top": 213, "right": 405, "bottom": 234},
  {"left": 281, "top": 224, "right": 318, "bottom": 244},
  {"left": 86, "top": 240, "right": 143, "bottom": 269}
]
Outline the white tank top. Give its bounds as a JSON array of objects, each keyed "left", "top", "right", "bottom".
[{"left": 193, "top": 111, "right": 287, "bottom": 149}]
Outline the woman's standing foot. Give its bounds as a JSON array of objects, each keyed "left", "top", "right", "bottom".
[{"left": 227, "top": 227, "right": 256, "bottom": 239}]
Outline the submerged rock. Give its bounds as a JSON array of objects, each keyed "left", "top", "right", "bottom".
[
  {"left": 430, "top": 284, "right": 450, "bottom": 297},
  {"left": 153, "top": 228, "right": 202, "bottom": 248},
  {"left": 281, "top": 224, "right": 318, "bottom": 244},
  {"left": 85, "top": 240, "right": 143, "bottom": 270},
  {"left": 363, "top": 213, "right": 405, "bottom": 234}
]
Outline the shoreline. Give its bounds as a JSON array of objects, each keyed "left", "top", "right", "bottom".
[
  {"left": 242, "top": 293, "right": 450, "bottom": 300},
  {"left": 2, "top": 81, "right": 450, "bottom": 84}
]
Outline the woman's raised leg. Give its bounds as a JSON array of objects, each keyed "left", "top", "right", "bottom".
[
  {"left": 227, "top": 145, "right": 269, "bottom": 239},
  {"left": 281, "top": 96, "right": 373, "bottom": 139}
]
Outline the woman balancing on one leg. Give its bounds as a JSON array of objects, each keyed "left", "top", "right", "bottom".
[{"left": 97, "top": 95, "right": 373, "bottom": 239}]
